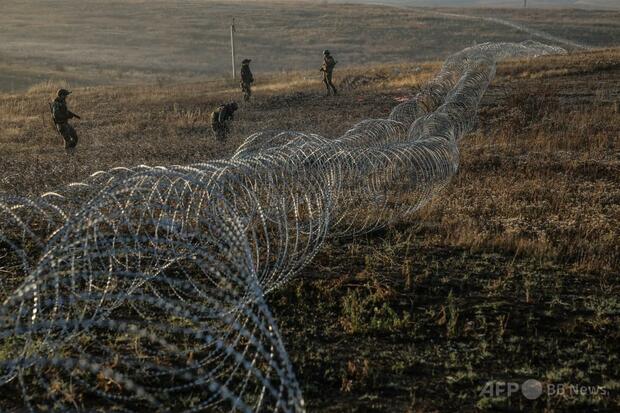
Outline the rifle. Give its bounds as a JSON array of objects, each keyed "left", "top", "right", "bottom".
[
  {"left": 48, "top": 102, "right": 55, "bottom": 123},
  {"left": 48, "top": 102, "right": 63, "bottom": 139},
  {"left": 69, "top": 111, "right": 81, "bottom": 120}
]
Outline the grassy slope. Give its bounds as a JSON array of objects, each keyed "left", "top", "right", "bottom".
[
  {"left": 337, "top": 1, "right": 620, "bottom": 9},
  {"left": 0, "top": 47, "right": 619, "bottom": 411},
  {"left": 2, "top": 1, "right": 620, "bottom": 92},
  {"left": 451, "top": 7, "right": 620, "bottom": 47},
  {"left": 272, "top": 50, "right": 620, "bottom": 412}
]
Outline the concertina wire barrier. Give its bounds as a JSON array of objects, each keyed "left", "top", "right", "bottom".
[{"left": 0, "top": 41, "right": 565, "bottom": 412}]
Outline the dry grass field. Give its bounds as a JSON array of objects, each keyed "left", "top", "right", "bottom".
[
  {"left": 346, "top": 0, "right": 620, "bottom": 10},
  {"left": 2, "top": 1, "right": 620, "bottom": 412},
  {"left": 2, "top": 0, "right": 620, "bottom": 92},
  {"left": 272, "top": 49, "right": 620, "bottom": 411},
  {"left": 452, "top": 6, "right": 620, "bottom": 46},
  {"left": 1, "top": 33, "right": 619, "bottom": 411}
]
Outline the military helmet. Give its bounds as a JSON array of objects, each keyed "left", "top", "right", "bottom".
[
  {"left": 323, "top": 49, "right": 330, "bottom": 55},
  {"left": 230, "top": 101, "right": 238, "bottom": 110},
  {"left": 241, "top": 58, "right": 252, "bottom": 64},
  {"left": 57, "top": 88, "right": 71, "bottom": 97}
]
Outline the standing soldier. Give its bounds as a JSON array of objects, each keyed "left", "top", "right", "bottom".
[
  {"left": 320, "top": 50, "right": 338, "bottom": 96},
  {"left": 240, "top": 59, "right": 254, "bottom": 102},
  {"left": 211, "top": 102, "right": 238, "bottom": 141},
  {"left": 50, "top": 89, "right": 81, "bottom": 152}
]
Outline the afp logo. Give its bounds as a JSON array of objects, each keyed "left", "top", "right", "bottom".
[{"left": 479, "top": 379, "right": 543, "bottom": 400}]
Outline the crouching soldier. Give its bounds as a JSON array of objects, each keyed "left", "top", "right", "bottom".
[
  {"left": 211, "top": 102, "right": 238, "bottom": 141},
  {"left": 50, "top": 89, "right": 81, "bottom": 153},
  {"left": 240, "top": 59, "right": 254, "bottom": 101}
]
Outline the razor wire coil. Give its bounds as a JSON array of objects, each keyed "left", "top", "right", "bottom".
[{"left": 0, "top": 41, "right": 565, "bottom": 412}]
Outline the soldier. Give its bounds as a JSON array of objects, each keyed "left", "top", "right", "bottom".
[
  {"left": 240, "top": 58, "right": 254, "bottom": 102},
  {"left": 211, "top": 102, "right": 238, "bottom": 141},
  {"left": 320, "top": 49, "right": 338, "bottom": 96},
  {"left": 50, "top": 89, "right": 81, "bottom": 152}
]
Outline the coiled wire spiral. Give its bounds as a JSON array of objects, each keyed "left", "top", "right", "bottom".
[{"left": 0, "top": 41, "right": 565, "bottom": 412}]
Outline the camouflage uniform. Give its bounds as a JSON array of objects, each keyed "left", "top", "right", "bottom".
[
  {"left": 321, "top": 51, "right": 338, "bottom": 96},
  {"left": 51, "top": 89, "right": 80, "bottom": 152},
  {"left": 211, "top": 102, "right": 238, "bottom": 141},
  {"left": 240, "top": 59, "right": 254, "bottom": 101}
]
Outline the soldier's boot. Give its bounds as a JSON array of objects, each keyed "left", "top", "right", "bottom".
[
  {"left": 327, "top": 79, "right": 338, "bottom": 95},
  {"left": 68, "top": 126, "right": 78, "bottom": 152},
  {"left": 64, "top": 137, "right": 77, "bottom": 154},
  {"left": 323, "top": 80, "right": 331, "bottom": 96},
  {"left": 214, "top": 125, "right": 227, "bottom": 141},
  {"left": 59, "top": 123, "right": 77, "bottom": 153},
  {"left": 69, "top": 126, "right": 78, "bottom": 148}
]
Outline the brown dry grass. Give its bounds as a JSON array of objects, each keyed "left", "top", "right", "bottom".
[
  {"left": 272, "top": 49, "right": 618, "bottom": 412},
  {"left": 0, "top": 46, "right": 618, "bottom": 412},
  {"left": 2, "top": 48, "right": 618, "bottom": 273},
  {"left": 2, "top": 1, "right": 619, "bottom": 92},
  {"left": 0, "top": 63, "right": 434, "bottom": 194}
]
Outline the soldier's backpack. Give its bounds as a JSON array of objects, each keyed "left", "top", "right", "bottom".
[
  {"left": 325, "top": 56, "right": 337, "bottom": 71},
  {"left": 51, "top": 100, "right": 67, "bottom": 124}
]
